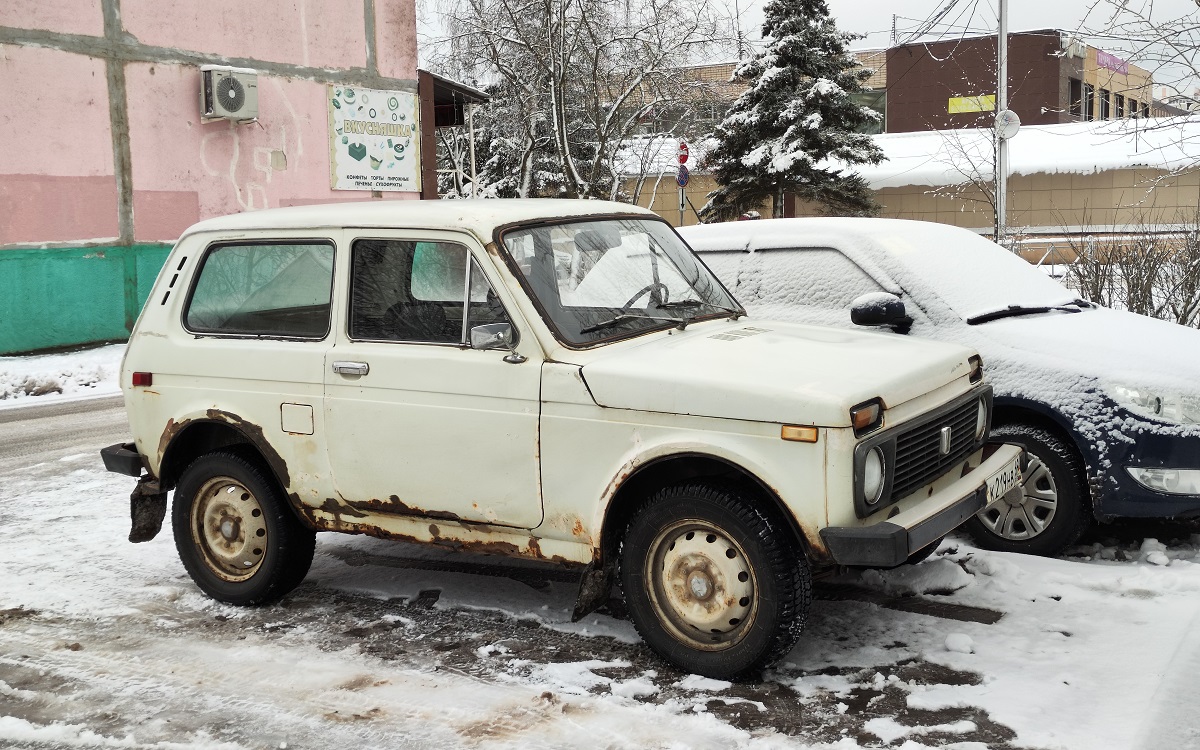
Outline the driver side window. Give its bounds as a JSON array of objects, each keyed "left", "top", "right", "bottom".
[
  {"left": 349, "top": 239, "right": 508, "bottom": 344},
  {"left": 708, "top": 248, "right": 888, "bottom": 328}
]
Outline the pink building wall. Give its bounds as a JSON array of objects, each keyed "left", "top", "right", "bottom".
[{"left": 1, "top": 0, "right": 421, "bottom": 247}]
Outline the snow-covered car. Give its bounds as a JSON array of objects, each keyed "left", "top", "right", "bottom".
[
  {"left": 100, "top": 200, "right": 1021, "bottom": 679},
  {"left": 680, "top": 217, "right": 1200, "bottom": 557}
]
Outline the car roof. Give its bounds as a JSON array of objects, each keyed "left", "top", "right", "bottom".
[
  {"left": 180, "top": 199, "right": 658, "bottom": 241},
  {"left": 678, "top": 217, "right": 981, "bottom": 254}
]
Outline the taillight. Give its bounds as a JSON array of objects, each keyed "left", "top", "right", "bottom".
[{"left": 132, "top": 372, "right": 153, "bottom": 387}]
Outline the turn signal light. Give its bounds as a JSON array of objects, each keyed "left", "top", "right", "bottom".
[
  {"left": 850, "top": 399, "right": 883, "bottom": 436},
  {"left": 132, "top": 372, "right": 153, "bottom": 387},
  {"left": 781, "top": 425, "right": 819, "bottom": 443},
  {"left": 969, "top": 355, "right": 984, "bottom": 383}
]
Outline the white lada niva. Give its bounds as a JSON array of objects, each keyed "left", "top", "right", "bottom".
[{"left": 102, "top": 200, "right": 1023, "bottom": 679}]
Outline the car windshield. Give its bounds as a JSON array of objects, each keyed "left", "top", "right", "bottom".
[
  {"left": 869, "top": 223, "right": 1083, "bottom": 322},
  {"left": 501, "top": 217, "right": 741, "bottom": 346}
]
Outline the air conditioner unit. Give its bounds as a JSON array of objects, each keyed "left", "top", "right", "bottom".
[{"left": 200, "top": 65, "right": 258, "bottom": 122}]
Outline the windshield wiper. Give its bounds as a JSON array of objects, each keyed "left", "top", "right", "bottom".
[
  {"left": 579, "top": 313, "right": 684, "bottom": 335},
  {"left": 967, "top": 302, "right": 1087, "bottom": 325},
  {"left": 655, "top": 299, "right": 745, "bottom": 320}
]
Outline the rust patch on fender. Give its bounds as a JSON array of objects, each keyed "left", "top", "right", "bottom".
[
  {"left": 156, "top": 418, "right": 180, "bottom": 466},
  {"left": 205, "top": 409, "right": 292, "bottom": 490}
]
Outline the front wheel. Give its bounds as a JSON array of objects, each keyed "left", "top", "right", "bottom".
[
  {"left": 962, "top": 423, "right": 1091, "bottom": 556},
  {"left": 620, "top": 483, "right": 811, "bottom": 680},
  {"left": 172, "top": 451, "right": 316, "bottom": 605}
]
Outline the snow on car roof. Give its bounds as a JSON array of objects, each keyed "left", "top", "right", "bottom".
[
  {"left": 680, "top": 217, "right": 1078, "bottom": 322},
  {"left": 181, "top": 199, "right": 656, "bottom": 242}
]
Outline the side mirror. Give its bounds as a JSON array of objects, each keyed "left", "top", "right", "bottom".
[
  {"left": 851, "top": 293, "right": 913, "bottom": 334},
  {"left": 470, "top": 322, "right": 527, "bottom": 363},
  {"left": 470, "top": 322, "right": 513, "bottom": 350}
]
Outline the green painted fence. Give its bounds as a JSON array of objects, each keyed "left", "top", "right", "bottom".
[{"left": 0, "top": 243, "right": 173, "bottom": 355}]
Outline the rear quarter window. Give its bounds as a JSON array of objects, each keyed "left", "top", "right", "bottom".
[{"left": 185, "top": 241, "right": 335, "bottom": 338}]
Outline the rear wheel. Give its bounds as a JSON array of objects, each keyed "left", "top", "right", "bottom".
[
  {"left": 172, "top": 451, "right": 315, "bottom": 605},
  {"left": 963, "top": 423, "right": 1091, "bottom": 556},
  {"left": 620, "top": 482, "right": 811, "bottom": 680}
]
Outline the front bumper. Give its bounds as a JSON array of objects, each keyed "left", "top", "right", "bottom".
[
  {"left": 820, "top": 443, "right": 1024, "bottom": 567},
  {"left": 1094, "top": 427, "right": 1200, "bottom": 519}
]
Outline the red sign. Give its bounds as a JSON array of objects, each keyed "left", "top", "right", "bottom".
[{"left": 678, "top": 152, "right": 689, "bottom": 164}]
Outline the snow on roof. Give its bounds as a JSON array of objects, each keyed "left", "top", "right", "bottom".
[
  {"left": 862, "top": 116, "right": 1200, "bottom": 189},
  {"left": 617, "top": 117, "right": 1200, "bottom": 186},
  {"left": 181, "top": 199, "right": 655, "bottom": 242}
]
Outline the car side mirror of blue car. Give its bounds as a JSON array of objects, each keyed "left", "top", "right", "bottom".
[{"left": 851, "top": 293, "right": 913, "bottom": 334}]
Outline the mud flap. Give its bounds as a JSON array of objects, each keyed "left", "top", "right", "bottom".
[
  {"left": 129, "top": 478, "right": 168, "bottom": 543},
  {"left": 571, "top": 560, "right": 615, "bottom": 622}
]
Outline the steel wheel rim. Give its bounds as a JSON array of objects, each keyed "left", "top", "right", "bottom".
[
  {"left": 190, "top": 476, "right": 269, "bottom": 581},
  {"left": 644, "top": 519, "right": 757, "bottom": 651},
  {"left": 977, "top": 454, "right": 1059, "bottom": 540}
]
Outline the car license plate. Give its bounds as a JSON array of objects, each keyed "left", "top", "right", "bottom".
[{"left": 985, "top": 453, "right": 1024, "bottom": 505}]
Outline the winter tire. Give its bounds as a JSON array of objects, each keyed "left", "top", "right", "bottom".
[
  {"left": 172, "top": 451, "right": 316, "bottom": 605},
  {"left": 963, "top": 423, "right": 1091, "bottom": 556},
  {"left": 620, "top": 482, "right": 812, "bottom": 680}
]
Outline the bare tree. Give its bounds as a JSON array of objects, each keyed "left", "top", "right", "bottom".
[
  {"left": 427, "top": 0, "right": 732, "bottom": 199},
  {"left": 1082, "top": 1, "right": 1200, "bottom": 104}
]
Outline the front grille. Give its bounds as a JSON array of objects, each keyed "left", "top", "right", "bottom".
[{"left": 890, "top": 398, "right": 979, "bottom": 501}]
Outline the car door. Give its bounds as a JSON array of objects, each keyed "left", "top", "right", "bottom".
[{"left": 323, "top": 229, "right": 544, "bottom": 529}]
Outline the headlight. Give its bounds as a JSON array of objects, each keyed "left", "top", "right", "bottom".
[
  {"left": 1109, "top": 385, "right": 1200, "bottom": 425},
  {"left": 1127, "top": 467, "right": 1200, "bottom": 495},
  {"left": 975, "top": 399, "right": 988, "bottom": 441},
  {"left": 863, "top": 446, "right": 886, "bottom": 505}
]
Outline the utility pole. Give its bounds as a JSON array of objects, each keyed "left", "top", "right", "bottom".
[{"left": 994, "top": 0, "right": 1008, "bottom": 245}]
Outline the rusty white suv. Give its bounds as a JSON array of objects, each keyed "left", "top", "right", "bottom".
[{"left": 101, "top": 200, "right": 1022, "bottom": 679}]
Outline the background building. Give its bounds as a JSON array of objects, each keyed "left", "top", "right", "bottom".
[{"left": 0, "top": 0, "right": 485, "bottom": 355}]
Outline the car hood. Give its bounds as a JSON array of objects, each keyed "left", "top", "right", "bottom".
[
  {"left": 579, "top": 320, "right": 975, "bottom": 426},
  {"left": 970, "top": 306, "right": 1200, "bottom": 395}
]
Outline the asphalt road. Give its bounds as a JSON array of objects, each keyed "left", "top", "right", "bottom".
[{"left": 0, "top": 394, "right": 128, "bottom": 473}]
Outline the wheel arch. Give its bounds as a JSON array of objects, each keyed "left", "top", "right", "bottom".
[
  {"left": 158, "top": 415, "right": 308, "bottom": 527},
  {"left": 596, "top": 452, "right": 819, "bottom": 567},
  {"left": 992, "top": 398, "right": 1091, "bottom": 457}
]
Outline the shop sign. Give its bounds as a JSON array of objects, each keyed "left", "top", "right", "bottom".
[
  {"left": 328, "top": 85, "right": 421, "bottom": 192},
  {"left": 948, "top": 95, "right": 996, "bottom": 114}
]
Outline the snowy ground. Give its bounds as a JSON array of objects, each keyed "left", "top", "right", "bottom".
[{"left": 2, "top": 347, "right": 1200, "bottom": 749}]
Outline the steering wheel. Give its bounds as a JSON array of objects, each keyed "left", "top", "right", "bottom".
[{"left": 622, "top": 282, "right": 669, "bottom": 310}]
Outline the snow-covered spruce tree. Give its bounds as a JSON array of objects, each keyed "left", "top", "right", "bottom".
[{"left": 701, "top": 0, "right": 884, "bottom": 221}]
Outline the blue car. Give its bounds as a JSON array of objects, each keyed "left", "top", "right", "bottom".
[{"left": 681, "top": 218, "right": 1200, "bottom": 556}]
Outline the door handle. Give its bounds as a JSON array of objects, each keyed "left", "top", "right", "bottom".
[{"left": 332, "top": 361, "right": 370, "bottom": 376}]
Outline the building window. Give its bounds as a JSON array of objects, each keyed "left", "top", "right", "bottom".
[
  {"left": 1115, "top": 93, "right": 1125, "bottom": 118},
  {"left": 1069, "top": 78, "right": 1083, "bottom": 118},
  {"left": 1099, "top": 89, "right": 1111, "bottom": 119},
  {"left": 1130, "top": 99, "right": 1139, "bottom": 118},
  {"left": 1142, "top": 102, "right": 1150, "bottom": 118},
  {"left": 1083, "top": 83, "right": 1095, "bottom": 121},
  {"left": 849, "top": 90, "right": 886, "bottom": 134}
]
